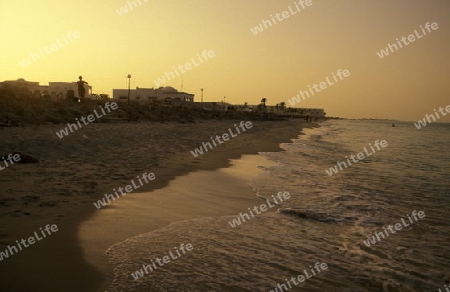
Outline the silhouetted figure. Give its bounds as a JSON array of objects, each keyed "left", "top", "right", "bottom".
[{"left": 77, "top": 76, "right": 88, "bottom": 102}]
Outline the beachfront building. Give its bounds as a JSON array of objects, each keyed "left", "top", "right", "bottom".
[
  {"left": 271, "top": 107, "right": 325, "bottom": 118},
  {"left": 286, "top": 107, "right": 325, "bottom": 119},
  {"left": 0, "top": 78, "right": 92, "bottom": 99},
  {"left": 0, "top": 78, "right": 48, "bottom": 96},
  {"left": 231, "top": 103, "right": 325, "bottom": 119},
  {"left": 113, "top": 86, "right": 195, "bottom": 105},
  {"left": 194, "top": 101, "right": 229, "bottom": 110},
  {"left": 48, "top": 82, "right": 92, "bottom": 99},
  {"left": 232, "top": 103, "right": 325, "bottom": 118}
]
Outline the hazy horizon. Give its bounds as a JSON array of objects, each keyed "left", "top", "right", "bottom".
[{"left": 1, "top": 0, "right": 449, "bottom": 122}]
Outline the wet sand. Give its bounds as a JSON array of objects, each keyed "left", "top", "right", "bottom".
[{"left": 81, "top": 155, "right": 278, "bottom": 290}]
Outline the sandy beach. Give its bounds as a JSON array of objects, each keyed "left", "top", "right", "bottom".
[{"left": 0, "top": 119, "right": 313, "bottom": 291}]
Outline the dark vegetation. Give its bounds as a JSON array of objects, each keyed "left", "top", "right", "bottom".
[{"left": 0, "top": 89, "right": 287, "bottom": 126}]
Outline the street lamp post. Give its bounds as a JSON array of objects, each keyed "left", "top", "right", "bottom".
[
  {"left": 127, "top": 74, "right": 131, "bottom": 105},
  {"left": 201, "top": 88, "right": 204, "bottom": 108}
]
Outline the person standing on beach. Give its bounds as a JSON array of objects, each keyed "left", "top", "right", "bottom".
[{"left": 77, "top": 76, "right": 88, "bottom": 102}]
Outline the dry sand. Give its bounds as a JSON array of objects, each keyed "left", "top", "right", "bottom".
[{"left": 0, "top": 119, "right": 316, "bottom": 291}]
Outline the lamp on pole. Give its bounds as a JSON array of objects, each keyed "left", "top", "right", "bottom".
[{"left": 127, "top": 74, "right": 131, "bottom": 105}]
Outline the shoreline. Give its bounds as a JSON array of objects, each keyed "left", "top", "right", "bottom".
[
  {"left": 87, "top": 154, "right": 280, "bottom": 290},
  {"left": 0, "top": 120, "right": 318, "bottom": 291}
]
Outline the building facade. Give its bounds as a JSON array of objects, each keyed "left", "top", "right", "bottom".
[
  {"left": 1, "top": 79, "right": 46, "bottom": 95},
  {"left": 113, "top": 86, "right": 194, "bottom": 105},
  {"left": 48, "top": 82, "right": 91, "bottom": 99},
  {"left": 235, "top": 103, "right": 325, "bottom": 119},
  {"left": 281, "top": 107, "right": 325, "bottom": 118},
  {"left": 0, "top": 78, "right": 91, "bottom": 99}
]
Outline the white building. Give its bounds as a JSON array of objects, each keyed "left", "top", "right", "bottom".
[
  {"left": 0, "top": 78, "right": 92, "bottom": 99},
  {"left": 48, "top": 82, "right": 91, "bottom": 99},
  {"left": 113, "top": 86, "right": 194, "bottom": 105}
]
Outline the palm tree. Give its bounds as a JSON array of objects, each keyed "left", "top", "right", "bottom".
[{"left": 260, "top": 98, "right": 267, "bottom": 108}]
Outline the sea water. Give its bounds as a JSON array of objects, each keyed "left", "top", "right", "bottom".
[{"left": 105, "top": 120, "right": 450, "bottom": 291}]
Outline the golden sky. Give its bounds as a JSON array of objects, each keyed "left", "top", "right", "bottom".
[{"left": 1, "top": 0, "right": 449, "bottom": 121}]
